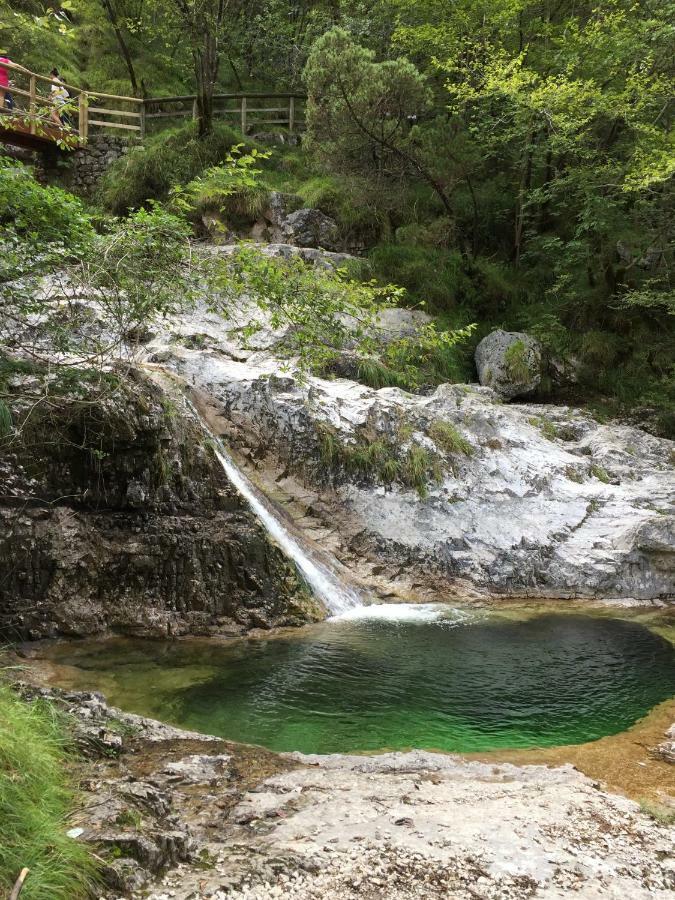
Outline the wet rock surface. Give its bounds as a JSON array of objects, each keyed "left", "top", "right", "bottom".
[
  {"left": 13, "top": 684, "right": 673, "bottom": 900},
  {"left": 0, "top": 372, "right": 317, "bottom": 639}
]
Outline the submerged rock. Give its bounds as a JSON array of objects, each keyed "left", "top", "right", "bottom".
[{"left": 475, "top": 329, "right": 543, "bottom": 398}]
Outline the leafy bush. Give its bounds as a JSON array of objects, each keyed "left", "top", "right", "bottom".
[
  {"left": 98, "top": 122, "right": 244, "bottom": 213},
  {"left": 0, "top": 157, "right": 93, "bottom": 250},
  {"left": 213, "top": 243, "right": 407, "bottom": 372},
  {"left": 170, "top": 144, "right": 271, "bottom": 231},
  {"left": 0, "top": 683, "right": 97, "bottom": 898}
]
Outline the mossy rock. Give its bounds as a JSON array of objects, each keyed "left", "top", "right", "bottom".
[{"left": 474, "top": 330, "right": 542, "bottom": 400}]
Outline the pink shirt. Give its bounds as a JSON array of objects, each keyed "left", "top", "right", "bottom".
[{"left": 0, "top": 58, "right": 10, "bottom": 87}]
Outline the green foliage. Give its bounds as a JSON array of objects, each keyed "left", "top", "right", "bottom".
[
  {"left": 115, "top": 807, "right": 143, "bottom": 829},
  {"left": 303, "top": 27, "right": 453, "bottom": 212},
  {"left": 401, "top": 445, "right": 441, "bottom": 498},
  {"left": 353, "top": 357, "right": 411, "bottom": 391},
  {"left": 1, "top": 159, "right": 200, "bottom": 392},
  {"left": 213, "top": 243, "right": 407, "bottom": 372},
  {"left": 428, "top": 420, "right": 473, "bottom": 457},
  {"left": 529, "top": 417, "right": 559, "bottom": 441},
  {"left": 171, "top": 144, "right": 271, "bottom": 228},
  {"left": 369, "top": 244, "right": 468, "bottom": 311},
  {"left": 0, "top": 682, "right": 97, "bottom": 899},
  {"left": 317, "top": 424, "right": 441, "bottom": 498},
  {"left": 590, "top": 464, "right": 611, "bottom": 484},
  {"left": 0, "top": 397, "right": 12, "bottom": 437},
  {"left": 639, "top": 800, "right": 675, "bottom": 825},
  {"left": 297, "top": 174, "right": 390, "bottom": 246},
  {"left": 0, "top": 157, "right": 92, "bottom": 250},
  {"left": 503, "top": 340, "right": 532, "bottom": 384},
  {"left": 98, "top": 122, "right": 244, "bottom": 213}
]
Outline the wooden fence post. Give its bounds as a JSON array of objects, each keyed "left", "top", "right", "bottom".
[
  {"left": 78, "top": 92, "right": 88, "bottom": 141},
  {"left": 240, "top": 95, "right": 247, "bottom": 134},
  {"left": 192, "top": 97, "right": 198, "bottom": 120},
  {"left": 28, "top": 75, "right": 36, "bottom": 134},
  {"left": 288, "top": 95, "right": 295, "bottom": 133},
  {"left": 139, "top": 99, "right": 146, "bottom": 139}
]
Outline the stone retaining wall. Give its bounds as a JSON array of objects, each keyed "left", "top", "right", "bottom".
[{"left": 69, "top": 134, "right": 132, "bottom": 193}]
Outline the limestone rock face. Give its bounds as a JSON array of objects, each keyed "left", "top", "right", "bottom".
[
  {"left": 0, "top": 374, "right": 317, "bottom": 640},
  {"left": 475, "top": 329, "right": 543, "bottom": 399},
  {"left": 211, "top": 242, "right": 358, "bottom": 271},
  {"left": 280, "top": 207, "right": 340, "bottom": 250},
  {"left": 138, "top": 297, "right": 674, "bottom": 602}
]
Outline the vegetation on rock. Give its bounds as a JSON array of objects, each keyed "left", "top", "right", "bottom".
[{"left": 0, "top": 682, "right": 96, "bottom": 899}]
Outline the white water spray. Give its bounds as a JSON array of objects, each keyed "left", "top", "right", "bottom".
[{"left": 206, "top": 433, "right": 363, "bottom": 616}]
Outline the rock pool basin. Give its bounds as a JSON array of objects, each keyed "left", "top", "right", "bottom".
[{"left": 40, "top": 604, "right": 675, "bottom": 755}]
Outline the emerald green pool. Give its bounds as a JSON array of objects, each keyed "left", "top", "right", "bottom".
[{"left": 46, "top": 607, "right": 675, "bottom": 754}]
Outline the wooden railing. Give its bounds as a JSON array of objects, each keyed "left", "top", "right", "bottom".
[
  {"left": 143, "top": 93, "right": 305, "bottom": 135},
  {"left": 0, "top": 60, "right": 305, "bottom": 145},
  {"left": 0, "top": 60, "right": 143, "bottom": 142}
]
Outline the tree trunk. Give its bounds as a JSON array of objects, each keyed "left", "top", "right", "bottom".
[
  {"left": 100, "top": 0, "right": 140, "bottom": 95},
  {"left": 514, "top": 130, "right": 535, "bottom": 266}
]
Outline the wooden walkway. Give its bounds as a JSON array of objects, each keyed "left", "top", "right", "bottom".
[{"left": 0, "top": 60, "right": 305, "bottom": 151}]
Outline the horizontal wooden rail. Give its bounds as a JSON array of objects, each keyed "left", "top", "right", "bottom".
[
  {"left": 88, "top": 107, "right": 142, "bottom": 118},
  {"left": 0, "top": 58, "right": 306, "bottom": 146}
]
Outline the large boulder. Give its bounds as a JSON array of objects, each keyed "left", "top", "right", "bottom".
[
  {"left": 475, "top": 330, "right": 542, "bottom": 399},
  {"left": 262, "top": 191, "right": 301, "bottom": 227},
  {"left": 281, "top": 207, "right": 340, "bottom": 250}
]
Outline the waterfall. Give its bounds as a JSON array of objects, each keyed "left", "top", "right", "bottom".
[{"left": 205, "top": 430, "right": 364, "bottom": 616}]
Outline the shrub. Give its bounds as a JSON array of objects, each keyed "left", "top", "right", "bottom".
[
  {"left": 0, "top": 683, "right": 97, "bottom": 898},
  {"left": 97, "top": 122, "right": 244, "bottom": 213},
  {"left": 0, "top": 157, "right": 93, "bottom": 250},
  {"left": 170, "top": 144, "right": 271, "bottom": 232}
]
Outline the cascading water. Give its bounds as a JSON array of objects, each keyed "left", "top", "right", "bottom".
[{"left": 203, "top": 426, "right": 363, "bottom": 616}]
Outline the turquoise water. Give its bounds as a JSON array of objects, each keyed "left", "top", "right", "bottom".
[{"left": 48, "top": 610, "right": 675, "bottom": 753}]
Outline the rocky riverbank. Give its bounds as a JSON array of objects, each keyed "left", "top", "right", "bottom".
[{"left": 7, "top": 680, "right": 675, "bottom": 900}]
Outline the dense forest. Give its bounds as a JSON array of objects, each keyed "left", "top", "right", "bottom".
[{"left": 2, "top": 0, "right": 674, "bottom": 432}]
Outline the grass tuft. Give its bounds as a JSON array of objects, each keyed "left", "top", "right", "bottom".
[
  {"left": 401, "top": 445, "right": 440, "bottom": 498},
  {"left": 590, "top": 463, "right": 611, "bottom": 483},
  {"left": 428, "top": 420, "right": 474, "bottom": 457},
  {"left": 317, "top": 423, "right": 440, "bottom": 498},
  {"left": 503, "top": 339, "right": 532, "bottom": 384},
  {"left": 639, "top": 800, "right": 675, "bottom": 825},
  {"left": 0, "top": 682, "right": 97, "bottom": 899}
]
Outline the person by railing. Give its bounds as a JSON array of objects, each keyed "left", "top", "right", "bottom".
[{"left": 48, "top": 68, "right": 70, "bottom": 126}]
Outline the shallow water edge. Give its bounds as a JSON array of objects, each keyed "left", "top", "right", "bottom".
[{"left": 16, "top": 599, "right": 675, "bottom": 805}]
